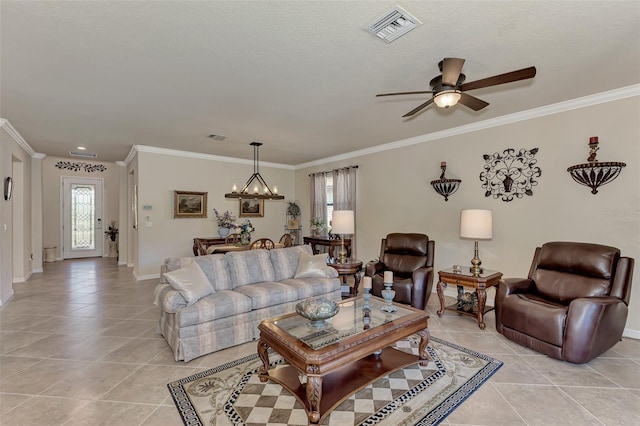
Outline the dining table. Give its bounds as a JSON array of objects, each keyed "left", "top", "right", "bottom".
[{"left": 206, "top": 242, "right": 284, "bottom": 254}]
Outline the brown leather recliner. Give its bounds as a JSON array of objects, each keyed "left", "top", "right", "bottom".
[
  {"left": 495, "top": 241, "right": 634, "bottom": 364},
  {"left": 365, "top": 233, "right": 435, "bottom": 310}
]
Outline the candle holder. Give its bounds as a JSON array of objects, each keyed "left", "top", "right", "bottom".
[
  {"left": 381, "top": 281, "right": 397, "bottom": 313},
  {"left": 362, "top": 287, "right": 371, "bottom": 311}
]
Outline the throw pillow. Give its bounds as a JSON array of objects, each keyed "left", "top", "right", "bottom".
[
  {"left": 294, "top": 252, "right": 334, "bottom": 278},
  {"left": 163, "top": 261, "right": 215, "bottom": 305}
]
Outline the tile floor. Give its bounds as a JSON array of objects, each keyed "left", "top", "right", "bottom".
[{"left": 0, "top": 258, "right": 638, "bottom": 425}]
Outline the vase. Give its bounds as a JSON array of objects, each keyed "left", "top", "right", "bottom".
[
  {"left": 240, "top": 232, "right": 250, "bottom": 245},
  {"left": 218, "top": 227, "right": 230, "bottom": 238}
]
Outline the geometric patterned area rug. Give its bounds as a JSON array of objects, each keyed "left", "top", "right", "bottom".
[{"left": 168, "top": 336, "right": 502, "bottom": 426}]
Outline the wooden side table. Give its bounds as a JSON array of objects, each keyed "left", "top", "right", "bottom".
[
  {"left": 326, "top": 258, "right": 363, "bottom": 297},
  {"left": 303, "top": 236, "right": 352, "bottom": 259},
  {"left": 436, "top": 267, "right": 502, "bottom": 329}
]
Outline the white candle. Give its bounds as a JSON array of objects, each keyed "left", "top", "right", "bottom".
[
  {"left": 253, "top": 185, "right": 259, "bottom": 194},
  {"left": 384, "top": 271, "right": 393, "bottom": 283},
  {"left": 362, "top": 276, "right": 372, "bottom": 289},
  {"left": 232, "top": 183, "right": 238, "bottom": 193},
  {"left": 273, "top": 185, "right": 278, "bottom": 194}
]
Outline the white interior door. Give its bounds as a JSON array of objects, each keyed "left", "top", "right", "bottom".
[{"left": 62, "top": 177, "right": 104, "bottom": 259}]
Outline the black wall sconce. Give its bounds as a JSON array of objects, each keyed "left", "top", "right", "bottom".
[
  {"left": 567, "top": 136, "right": 626, "bottom": 194},
  {"left": 430, "top": 161, "right": 461, "bottom": 201}
]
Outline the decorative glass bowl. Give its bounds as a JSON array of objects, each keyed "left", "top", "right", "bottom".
[{"left": 295, "top": 298, "right": 340, "bottom": 327}]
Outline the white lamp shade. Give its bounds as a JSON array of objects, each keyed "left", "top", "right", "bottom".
[
  {"left": 331, "top": 210, "right": 354, "bottom": 234},
  {"left": 460, "top": 209, "right": 492, "bottom": 239}
]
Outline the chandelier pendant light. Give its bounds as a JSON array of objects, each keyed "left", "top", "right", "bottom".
[{"left": 225, "top": 142, "right": 285, "bottom": 200}]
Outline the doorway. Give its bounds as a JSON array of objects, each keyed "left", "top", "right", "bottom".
[{"left": 62, "top": 177, "right": 104, "bottom": 259}]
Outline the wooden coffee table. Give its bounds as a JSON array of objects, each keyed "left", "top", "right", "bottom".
[{"left": 257, "top": 296, "right": 429, "bottom": 425}]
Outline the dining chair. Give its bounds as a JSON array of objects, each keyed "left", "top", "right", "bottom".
[
  {"left": 250, "top": 238, "right": 275, "bottom": 250},
  {"left": 278, "top": 233, "right": 293, "bottom": 247},
  {"left": 225, "top": 233, "right": 241, "bottom": 245}
]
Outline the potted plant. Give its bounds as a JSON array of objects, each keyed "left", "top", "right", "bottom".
[
  {"left": 309, "top": 217, "right": 326, "bottom": 237},
  {"left": 105, "top": 221, "right": 119, "bottom": 242},
  {"left": 238, "top": 219, "right": 255, "bottom": 245},
  {"left": 213, "top": 209, "right": 237, "bottom": 237}
]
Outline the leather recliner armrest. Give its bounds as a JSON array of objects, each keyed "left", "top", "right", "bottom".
[
  {"left": 563, "top": 296, "right": 628, "bottom": 364},
  {"left": 365, "top": 261, "right": 384, "bottom": 277},
  {"left": 411, "top": 266, "right": 434, "bottom": 310},
  {"left": 495, "top": 278, "right": 536, "bottom": 331}
]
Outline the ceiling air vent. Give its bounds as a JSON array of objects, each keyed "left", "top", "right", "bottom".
[
  {"left": 69, "top": 150, "right": 97, "bottom": 158},
  {"left": 366, "top": 5, "right": 422, "bottom": 43}
]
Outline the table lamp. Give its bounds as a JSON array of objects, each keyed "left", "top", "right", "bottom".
[
  {"left": 331, "top": 210, "right": 354, "bottom": 263},
  {"left": 460, "top": 209, "right": 492, "bottom": 276}
]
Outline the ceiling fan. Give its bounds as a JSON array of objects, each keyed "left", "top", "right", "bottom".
[{"left": 376, "top": 58, "right": 536, "bottom": 117}]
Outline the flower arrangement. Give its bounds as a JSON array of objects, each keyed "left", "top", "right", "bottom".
[
  {"left": 238, "top": 219, "right": 255, "bottom": 237},
  {"left": 105, "top": 221, "right": 119, "bottom": 242},
  {"left": 213, "top": 209, "right": 237, "bottom": 229},
  {"left": 310, "top": 217, "right": 326, "bottom": 234}
]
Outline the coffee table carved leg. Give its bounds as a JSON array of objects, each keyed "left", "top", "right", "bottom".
[
  {"left": 436, "top": 280, "right": 446, "bottom": 317},
  {"left": 306, "top": 365, "right": 322, "bottom": 424},
  {"left": 257, "top": 339, "right": 271, "bottom": 382},
  {"left": 477, "top": 288, "right": 487, "bottom": 330},
  {"left": 417, "top": 327, "right": 430, "bottom": 365}
]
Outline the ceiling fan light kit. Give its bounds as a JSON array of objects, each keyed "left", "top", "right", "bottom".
[
  {"left": 376, "top": 58, "right": 536, "bottom": 117},
  {"left": 224, "top": 142, "right": 285, "bottom": 200}
]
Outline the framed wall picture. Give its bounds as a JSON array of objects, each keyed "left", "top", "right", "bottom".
[
  {"left": 239, "top": 199, "right": 264, "bottom": 217},
  {"left": 174, "top": 190, "right": 208, "bottom": 218}
]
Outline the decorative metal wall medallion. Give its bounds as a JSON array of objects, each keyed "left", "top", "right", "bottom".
[
  {"left": 55, "top": 161, "right": 107, "bottom": 173},
  {"left": 480, "top": 148, "right": 541, "bottom": 202}
]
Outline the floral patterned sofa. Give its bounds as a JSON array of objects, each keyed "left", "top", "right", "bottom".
[{"left": 154, "top": 245, "right": 341, "bottom": 361}]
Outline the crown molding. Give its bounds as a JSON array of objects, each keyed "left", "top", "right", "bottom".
[
  {"left": 115, "top": 161, "right": 126, "bottom": 167},
  {"left": 295, "top": 84, "right": 640, "bottom": 169},
  {"left": 126, "top": 145, "right": 294, "bottom": 170},
  {"left": 0, "top": 118, "right": 45, "bottom": 158}
]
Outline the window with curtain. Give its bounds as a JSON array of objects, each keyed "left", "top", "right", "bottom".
[{"left": 309, "top": 166, "right": 358, "bottom": 257}]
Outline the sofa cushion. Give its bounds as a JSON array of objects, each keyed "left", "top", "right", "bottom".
[
  {"left": 162, "top": 254, "right": 232, "bottom": 291},
  {"left": 233, "top": 281, "right": 300, "bottom": 310},
  {"left": 280, "top": 277, "right": 341, "bottom": 299},
  {"left": 164, "top": 261, "right": 215, "bottom": 305},
  {"left": 154, "top": 283, "right": 187, "bottom": 313},
  {"left": 294, "top": 252, "right": 336, "bottom": 278},
  {"left": 270, "top": 245, "right": 313, "bottom": 281},
  {"left": 226, "top": 249, "right": 276, "bottom": 287},
  {"left": 176, "top": 290, "right": 252, "bottom": 327}
]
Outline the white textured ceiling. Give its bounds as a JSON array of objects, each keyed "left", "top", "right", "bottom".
[{"left": 1, "top": 1, "right": 639, "bottom": 165}]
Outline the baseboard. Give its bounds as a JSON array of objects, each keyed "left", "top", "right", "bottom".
[
  {"left": 623, "top": 328, "right": 640, "bottom": 340},
  {"left": 0, "top": 289, "right": 14, "bottom": 306},
  {"left": 32, "top": 267, "right": 43, "bottom": 273},
  {"left": 118, "top": 261, "right": 127, "bottom": 266},
  {"left": 134, "top": 272, "right": 160, "bottom": 281},
  {"left": 12, "top": 272, "right": 32, "bottom": 283}
]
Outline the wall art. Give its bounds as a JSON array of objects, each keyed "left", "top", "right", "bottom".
[
  {"left": 174, "top": 190, "right": 208, "bottom": 219},
  {"left": 55, "top": 161, "right": 107, "bottom": 173},
  {"left": 480, "top": 148, "right": 541, "bottom": 202},
  {"left": 239, "top": 199, "right": 264, "bottom": 218}
]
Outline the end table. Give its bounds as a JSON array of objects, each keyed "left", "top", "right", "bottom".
[
  {"left": 436, "top": 267, "right": 502, "bottom": 329},
  {"left": 326, "top": 258, "right": 363, "bottom": 297}
]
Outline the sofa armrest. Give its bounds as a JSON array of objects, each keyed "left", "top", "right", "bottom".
[
  {"left": 154, "top": 283, "right": 188, "bottom": 313},
  {"left": 365, "top": 261, "right": 384, "bottom": 277},
  {"left": 563, "top": 296, "right": 629, "bottom": 364}
]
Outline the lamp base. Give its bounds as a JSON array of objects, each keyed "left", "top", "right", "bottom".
[
  {"left": 337, "top": 238, "right": 347, "bottom": 263},
  {"left": 470, "top": 240, "right": 483, "bottom": 276}
]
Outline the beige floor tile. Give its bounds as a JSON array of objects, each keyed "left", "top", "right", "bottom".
[
  {"left": 0, "top": 395, "right": 91, "bottom": 426},
  {"left": 62, "top": 400, "right": 157, "bottom": 426},
  {"left": 141, "top": 405, "right": 186, "bottom": 425},
  {"left": 586, "top": 356, "right": 640, "bottom": 389},
  {"left": 0, "top": 392, "right": 32, "bottom": 415},
  {"left": 0, "top": 356, "right": 44, "bottom": 380},
  {"left": 488, "top": 354, "right": 553, "bottom": 385},
  {"left": 0, "top": 314, "right": 53, "bottom": 331},
  {"left": 0, "top": 331, "right": 51, "bottom": 355},
  {"left": 99, "top": 338, "right": 169, "bottom": 364},
  {"left": 7, "top": 333, "right": 88, "bottom": 358},
  {"left": 447, "top": 331, "right": 516, "bottom": 356},
  {"left": 50, "top": 335, "right": 133, "bottom": 361},
  {"left": 99, "top": 319, "right": 157, "bottom": 338},
  {"left": 41, "top": 361, "right": 141, "bottom": 400},
  {"left": 445, "top": 382, "right": 526, "bottom": 425},
  {"left": 523, "top": 354, "right": 620, "bottom": 387},
  {"left": 0, "top": 358, "right": 91, "bottom": 394},
  {"left": 561, "top": 387, "right": 640, "bottom": 425},
  {"left": 493, "top": 383, "right": 602, "bottom": 425}
]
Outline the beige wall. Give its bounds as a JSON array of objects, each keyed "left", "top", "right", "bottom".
[
  {"left": 133, "top": 150, "right": 295, "bottom": 278},
  {"left": 295, "top": 96, "right": 640, "bottom": 335},
  {"left": 0, "top": 122, "right": 33, "bottom": 304},
  {"left": 42, "top": 156, "right": 121, "bottom": 260}
]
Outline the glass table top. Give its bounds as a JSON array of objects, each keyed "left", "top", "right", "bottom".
[{"left": 271, "top": 297, "right": 418, "bottom": 350}]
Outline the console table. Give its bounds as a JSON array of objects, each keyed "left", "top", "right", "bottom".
[{"left": 303, "top": 236, "right": 351, "bottom": 259}]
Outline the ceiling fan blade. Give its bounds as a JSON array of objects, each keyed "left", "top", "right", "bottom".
[
  {"left": 460, "top": 66, "right": 537, "bottom": 91},
  {"left": 441, "top": 58, "right": 465, "bottom": 86},
  {"left": 376, "top": 91, "right": 434, "bottom": 97},
  {"left": 402, "top": 98, "right": 434, "bottom": 117},
  {"left": 458, "top": 92, "right": 489, "bottom": 111}
]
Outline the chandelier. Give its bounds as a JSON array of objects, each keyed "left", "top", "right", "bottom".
[
  {"left": 225, "top": 142, "right": 285, "bottom": 200},
  {"left": 567, "top": 136, "right": 626, "bottom": 195},
  {"left": 430, "top": 161, "right": 461, "bottom": 201}
]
